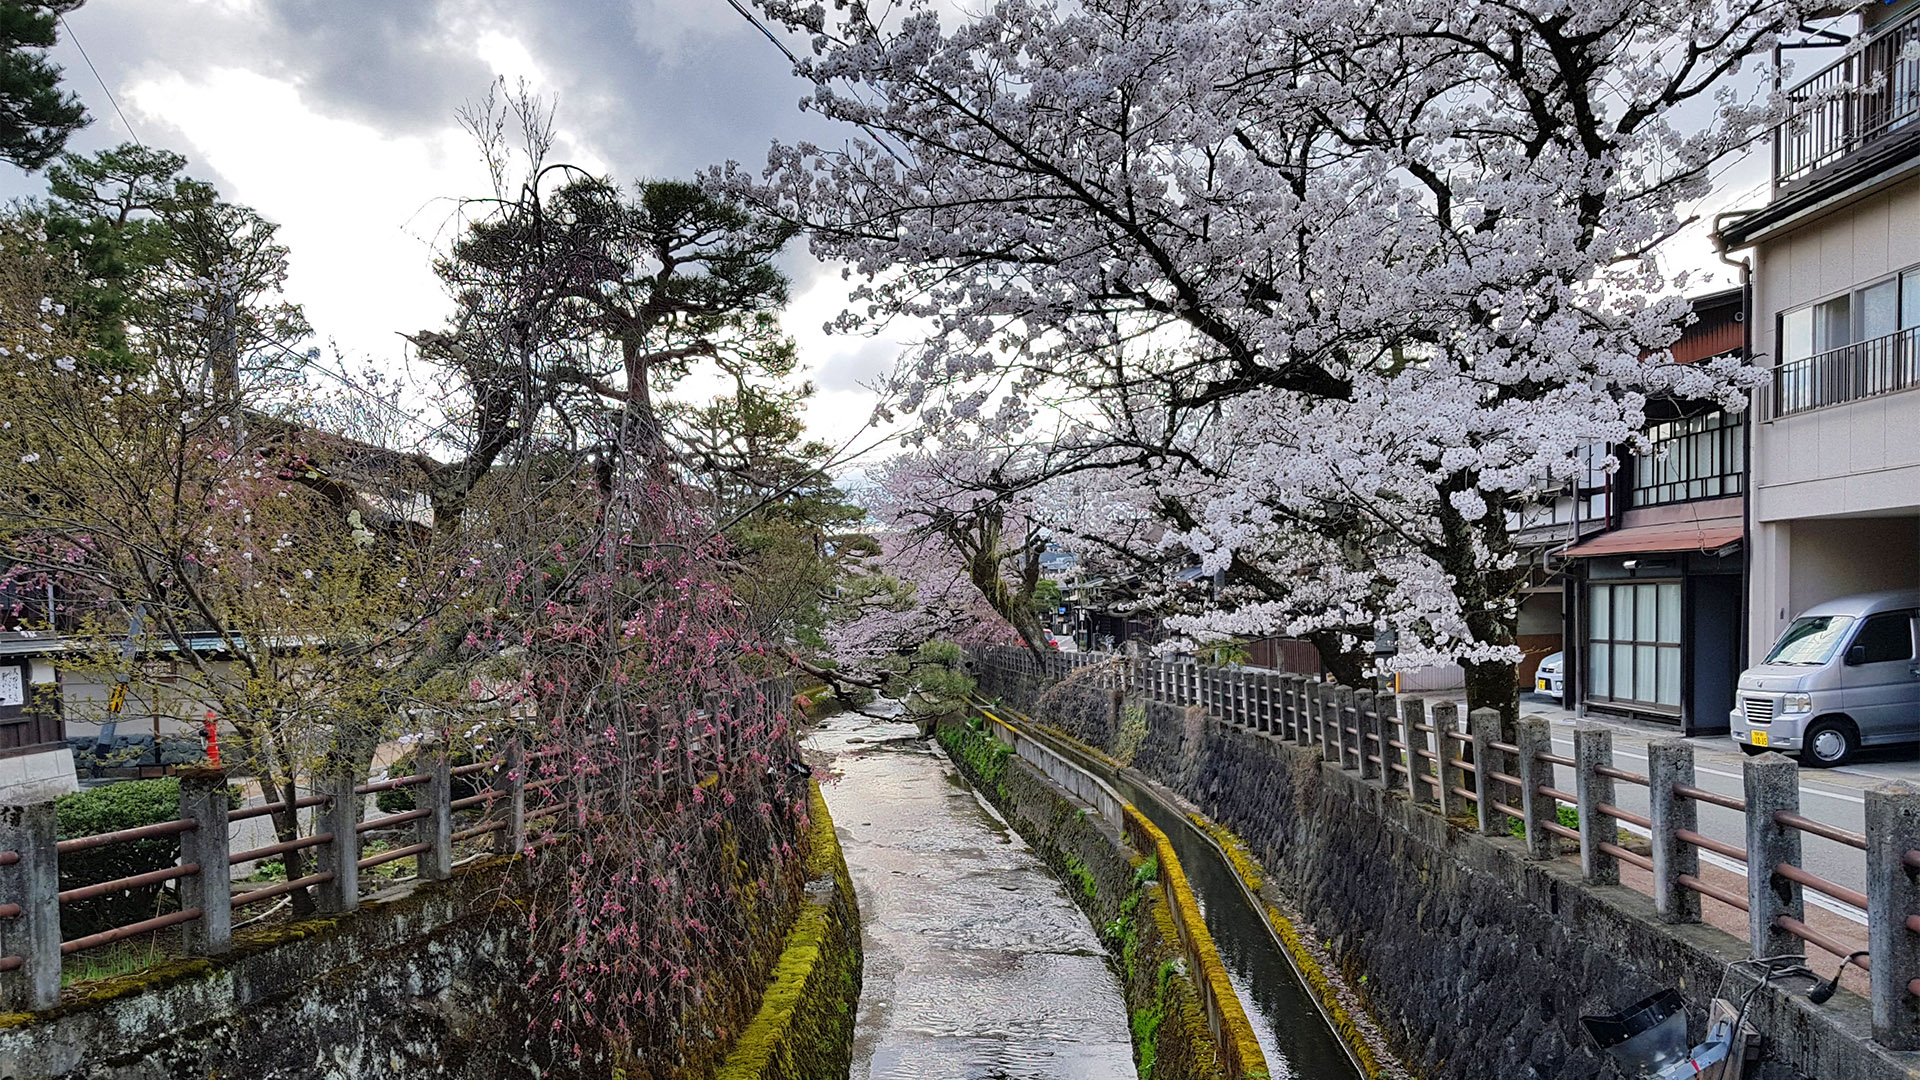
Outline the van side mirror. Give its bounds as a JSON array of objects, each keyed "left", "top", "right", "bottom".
[{"left": 1846, "top": 644, "right": 1867, "bottom": 666}]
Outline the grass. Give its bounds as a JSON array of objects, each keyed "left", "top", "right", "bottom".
[{"left": 61, "top": 930, "right": 183, "bottom": 987}]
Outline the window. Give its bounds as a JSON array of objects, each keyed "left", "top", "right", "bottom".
[
  {"left": 1776, "top": 266, "right": 1920, "bottom": 413},
  {"left": 1764, "top": 615, "right": 1856, "bottom": 665},
  {"left": 1853, "top": 612, "right": 1916, "bottom": 664},
  {"left": 1630, "top": 409, "right": 1745, "bottom": 507},
  {"left": 1588, "top": 582, "right": 1683, "bottom": 711}
]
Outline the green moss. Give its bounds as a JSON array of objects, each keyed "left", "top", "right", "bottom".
[
  {"left": 1063, "top": 853, "right": 1098, "bottom": 901},
  {"left": 710, "top": 782, "right": 861, "bottom": 1080}
]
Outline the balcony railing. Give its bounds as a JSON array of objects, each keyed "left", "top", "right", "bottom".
[
  {"left": 1770, "top": 324, "right": 1920, "bottom": 417},
  {"left": 1774, "top": 8, "right": 1920, "bottom": 188}
]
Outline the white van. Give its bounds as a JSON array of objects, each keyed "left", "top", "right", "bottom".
[{"left": 1729, "top": 590, "right": 1920, "bottom": 767}]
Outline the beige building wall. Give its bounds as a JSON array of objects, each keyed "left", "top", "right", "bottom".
[{"left": 1746, "top": 175, "right": 1920, "bottom": 654}]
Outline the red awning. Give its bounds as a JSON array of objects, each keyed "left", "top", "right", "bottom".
[{"left": 1560, "top": 520, "right": 1743, "bottom": 559}]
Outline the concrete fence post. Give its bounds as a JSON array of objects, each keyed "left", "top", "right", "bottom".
[
  {"left": 1433, "top": 702, "right": 1462, "bottom": 819},
  {"left": 1744, "top": 753, "right": 1804, "bottom": 959},
  {"left": 0, "top": 799, "right": 59, "bottom": 1011},
  {"left": 420, "top": 740, "right": 453, "bottom": 881},
  {"left": 1356, "top": 691, "right": 1380, "bottom": 780},
  {"left": 1258, "top": 672, "right": 1273, "bottom": 734},
  {"left": 1868, "top": 781, "right": 1920, "bottom": 1048},
  {"left": 1646, "top": 738, "right": 1700, "bottom": 923},
  {"left": 1305, "top": 679, "right": 1320, "bottom": 749},
  {"left": 1516, "top": 715, "right": 1557, "bottom": 859},
  {"left": 499, "top": 737, "right": 527, "bottom": 855},
  {"left": 178, "top": 769, "right": 232, "bottom": 955},
  {"left": 1469, "top": 708, "right": 1502, "bottom": 836},
  {"left": 1573, "top": 726, "right": 1618, "bottom": 885},
  {"left": 1290, "top": 677, "right": 1308, "bottom": 744},
  {"left": 315, "top": 771, "right": 360, "bottom": 913},
  {"left": 1375, "top": 692, "right": 1399, "bottom": 791},
  {"left": 1402, "top": 698, "right": 1434, "bottom": 806},
  {"left": 1313, "top": 680, "right": 1328, "bottom": 757}
]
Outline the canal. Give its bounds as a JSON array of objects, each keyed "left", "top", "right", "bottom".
[
  {"left": 807, "top": 703, "right": 1136, "bottom": 1079},
  {"left": 1102, "top": 769, "right": 1363, "bottom": 1079}
]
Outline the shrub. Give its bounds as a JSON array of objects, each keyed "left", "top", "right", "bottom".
[{"left": 55, "top": 778, "right": 183, "bottom": 941}]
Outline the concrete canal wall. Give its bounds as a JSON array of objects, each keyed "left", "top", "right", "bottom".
[
  {"left": 980, "top": 659, "right": 1920, "bottom": 1080},
  {"left": 933, "top": 714, "right": 1261, "bottom": 1080}
]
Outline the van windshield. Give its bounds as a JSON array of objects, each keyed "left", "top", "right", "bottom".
[{"left": 1764, "top": 615, "right": 1857, "bottom": 665}]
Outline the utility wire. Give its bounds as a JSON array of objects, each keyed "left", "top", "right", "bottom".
[{"left": 59, "top": 14, "right": 143, "bottom": 148}]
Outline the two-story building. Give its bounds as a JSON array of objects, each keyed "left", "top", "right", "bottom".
[
  {"left": 1520, "top": 289, "right": 1751, "bottom": 734},
  {"left": 1717, "top": 2, "right": 1920, "bottom": 692}
]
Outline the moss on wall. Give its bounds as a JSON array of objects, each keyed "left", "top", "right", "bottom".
[{"left": 711, "top": 782, "right": 862, "bottom": 1080}]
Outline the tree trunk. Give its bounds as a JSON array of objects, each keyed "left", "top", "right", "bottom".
[
  {"left": 1309, "top": 629, "right": 1367, "bottom": 686},
  {"left": 1463, "top": 657, "right": 1519, "bottom": 744}
]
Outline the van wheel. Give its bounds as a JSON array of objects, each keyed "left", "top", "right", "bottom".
[{"left": 1799, "top": 720, "right": 1858, "bottom": 768}]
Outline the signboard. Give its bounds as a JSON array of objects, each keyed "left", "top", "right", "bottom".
[{"left": 0, "top": 666, "right": 23, "bottom": 708}]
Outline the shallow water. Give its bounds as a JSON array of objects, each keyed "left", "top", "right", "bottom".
[{"left": 807, "top": 705, "right": 1136, "bottom": 1080}]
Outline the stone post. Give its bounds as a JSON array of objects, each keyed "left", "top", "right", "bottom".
[
  {"left": 1433, "top": 703, "right": 1464, "bottom": 819},
  {"left": 1319, "top": 682, "right": 1339, "bottom": 763},
  {"left": 1356, "top": 691, "right": 1380, "bottom": 780},
  {"left": 315, "top": 771, "right": 360, "bottom": 913},
  {"left": 1289, "top": 676, "right": 1307, "bottom": 744},
  {"left": 419, "top": 740, "right": 453, "bottom": 881},
  {"left": 178, "top": 769, "right": 232, "bottom": 955},
  {"left": 1259, "top": 672, "right": 1274, "bottom": 735},
  {"left": 1647, "top": 738, "right": 1700, "bottom": 923},
  {"left": 497, "top": 737, "right": 527, "bottom": 856},
  {"left": 1470, "top": 708, "right": 1502, "bottom": 836},
  {"left": 0, "top": 799, "right": 59, "bottom": 1011},
  {"left": 1868, "top": 781, "right": 1920, "bottom": 1048},
  {"left": 1375, "top": 692, "right": 1399, "bottom": 791},
  {"left": 1332, "top": 687, "right": 1354, "bottom": 771},
  {"left": 1744, "top": 753, "right": 1803, "bottom": 959},
  {"left": 1573, "top": 726, "right": 1618, "bottom": 885},
  {"left": 1516, "top": 715, "right": 1557, "bottom": 859},
  {"left": 1403, "top": 697, "right": 1434, "bottom": 806}
]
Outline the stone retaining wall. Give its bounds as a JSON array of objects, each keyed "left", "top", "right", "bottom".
[
  {"left": 0, "top": 786, "right": 861, "bottom": 1080},
  {"left": 713, "top": 781, "right": 862, "bottom": 1080},
  {"left": 934, "top": 716, "right": 1236, "bottom": 1080},
  {"left": 0, "top": 862, "right": 544, "bottom": 1080},
  {"left": 985, "top": 666, "right": 1920, "bottom": 1080}
]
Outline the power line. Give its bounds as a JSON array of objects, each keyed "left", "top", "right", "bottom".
[{"left": 59, "top": 13, "right": 144, "bottom": 148}]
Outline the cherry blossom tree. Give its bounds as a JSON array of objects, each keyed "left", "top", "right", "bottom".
[
  {"left": 863, "top": 444, "right": 1054, "bottom": 653},
  {"left": 732, "top": 0, "right": 1818, "bottom": 724}
]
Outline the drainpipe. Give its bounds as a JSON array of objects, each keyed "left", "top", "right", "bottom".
[{"left": 1713, "top": 217, "right": 1755, "bottom": 675}]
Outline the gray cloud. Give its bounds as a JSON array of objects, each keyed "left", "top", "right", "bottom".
[
  {"left": 4, "top": 0, "right": 836, "bottom": 198},
  {"left": 810, "top": 338, "right": 898, "bottom": 394}
]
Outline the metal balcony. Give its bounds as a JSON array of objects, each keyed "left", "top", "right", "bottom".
[
  {"left": 1769, "top": 324, "right": 1920, "bottom": 416},
  {"left": 1774, "top": 8, "right": 1920, "bottom": 189}
]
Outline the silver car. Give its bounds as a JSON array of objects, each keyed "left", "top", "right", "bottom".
[{"left": 1730, "top": 590, "right": 1920, "bottom": 767}]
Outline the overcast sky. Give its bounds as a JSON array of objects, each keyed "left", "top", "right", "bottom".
[
  {"left": 0, "top": 0, "right": 898, "bottom": 455},
  {"left": 2, "top": 0, "right": 1793, "bottom": 462}
]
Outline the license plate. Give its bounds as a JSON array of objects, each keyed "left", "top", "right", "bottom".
[
  {"left": 1536, "top": 679, "right": 1548, "bottom": 691},
  {"left": 1751, "top": 730, "right": 1768, "bottom": 747}
]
